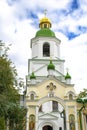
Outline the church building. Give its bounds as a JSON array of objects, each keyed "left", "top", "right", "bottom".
[{"left": 25, "top": 12, "right": 87, "bottom": 130}]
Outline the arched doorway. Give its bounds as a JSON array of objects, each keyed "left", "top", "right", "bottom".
[
  {"left": 43, "top": 125, "right": 53, "bottom": 130},
  {"left": 39, "top": 100, "right": 66, "bottom": 130}
]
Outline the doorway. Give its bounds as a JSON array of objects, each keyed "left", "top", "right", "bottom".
[{"left": 43, "top": 125, "right": 53, "bottom": 130}]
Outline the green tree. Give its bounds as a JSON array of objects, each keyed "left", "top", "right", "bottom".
[
  {"left": 0, "top": 40, "right": 18, "bottom": 129},
  {"left": 8, "top": 105, "right": 27, "bottom": 130},
  {"left": 0, "top": 41, "right": 27, "bottom": 130}
]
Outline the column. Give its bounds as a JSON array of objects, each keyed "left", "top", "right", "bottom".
[
  {"left": 74, "top": 106, "right": 78, "bottom": 130},
  {"left": 82, "top": 113, "right": 87, "bottom": 130},
  {"left": 83, "top": 114, "right": 86, "bottom": 130},
  {"left": 82, "top": 112, "right": 85, "bottom": 130},
  {"left": 35, "top": 106, "right": 39, "bottom": 130}
]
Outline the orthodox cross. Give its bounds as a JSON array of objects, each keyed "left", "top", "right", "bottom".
[
  {"left": 66, "top": 68, "right": 69, "bottom": 73},
  {"left": 50, "top": 54, "right": 52, "bottom": 60},
  {"left": 44, "top": 9, "right": 47, "bottom": 17}
]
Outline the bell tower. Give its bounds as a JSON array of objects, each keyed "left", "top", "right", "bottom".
[
  {"left": 28, "top": 12, "right": 65, "bottom": 82},
  {"left": 31, "top": 11, "right": 60, "bottom": 60},
  {"left": 26, "top": 12, "right": 78, "bottom": 130}
]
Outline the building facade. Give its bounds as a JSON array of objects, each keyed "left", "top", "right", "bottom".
[{"left": 25, "top": 13, "right": 87, "bottom": 130}]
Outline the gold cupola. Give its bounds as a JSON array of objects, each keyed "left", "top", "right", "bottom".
[
  {"left": 39, "top": 10, "right": 52, "bottom": 29},
  {"left": 35, "top": 10, "right": 55, "bottom": 37}
]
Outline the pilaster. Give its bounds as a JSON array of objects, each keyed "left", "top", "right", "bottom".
[
  {"left": 74, "top": 106, "right": 78, "bottom": 130},
  {"left": 65, "top": 106, "right": 69, "bottom": 130},
  {"left": 35, "top": 106, "right": 39, "bottom": 130}
]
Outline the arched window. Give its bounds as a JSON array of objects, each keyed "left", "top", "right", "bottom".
[
  {"left": 52, "top": 101, "right": 58, "bottom": 111},
  {"left": 30, "top": 94, "right": 34, "bottom": 100},
  {"left": 43, "top": 43, "right": 50, "bottom": 57},
  {"left": 69, "top": 94, "right": 73, "bottom": 100}
]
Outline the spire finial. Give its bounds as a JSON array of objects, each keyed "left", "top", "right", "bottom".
[
  {"left": 44, "top": 9, "right": 47, "bottom": 17},
  {"left": 50, "top": 53, "right": 53, "bottom": 60},
  {"left": 32, "top": 67, "right": 34, "bottom": 72},
  {"left": 66, "top": 68, "right": 69, "bottom": 73},
  {"left": 65, "top": 68, "right": 71, "bottom": 80},
  {"left": 50, "top": 56, "right": 52, "bottom": 61}
]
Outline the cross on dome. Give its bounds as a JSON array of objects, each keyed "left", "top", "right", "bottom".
[
  {"left": 66, "top": 68, "right": 69, "bottom": 73},
  {"left": 44, "top": 9, "right": 47, "bottom": 17}
]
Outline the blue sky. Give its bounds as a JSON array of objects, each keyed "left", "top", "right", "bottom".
[{"left": 0, "top": 0, "right": 87, "bottom": 93}]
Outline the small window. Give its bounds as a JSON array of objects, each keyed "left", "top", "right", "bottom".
[
  {"left": 44, "top": 24, "right": 47, "bottom": 28},
  {"left": 31, "top": 94, "right": 34, "bottom": 100},
  {"left": 43, "top": 43, "right": 50, "bottom": 57},
  {"left": 69, "top": 94, "right": 73, "bottom": 100},
  {"left": 52, "top": 101, "right": 58, "bottom": 111}
]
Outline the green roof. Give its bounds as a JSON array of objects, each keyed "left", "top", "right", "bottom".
[
  {"left": 30, "top": 72, "right": 36, "bottom": 80},
  {"left": 65, "top": 72, "right": 71, "bottom": 80},
  {"left": 35, "top": 28, "right": 55, "bottom": 37},
  {"left": 47, "top": 60, "right": 55, "bottom": 70}
]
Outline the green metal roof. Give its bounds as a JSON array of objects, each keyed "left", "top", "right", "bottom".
[
  {"left": 30, "top": 72, "right": 36, "bottom": 79},
  {"left": 35, "top": 28, "right": 55, "bottom": 37},
  {"left": 65, "top": 72, "right": 71, "bottom": 80},
  {"left": 47, "top": 60, "right": 55, "bottom": 70}
]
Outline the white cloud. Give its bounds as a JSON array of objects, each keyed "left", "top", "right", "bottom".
[
  {"left": 19, "top": 0, "right": 70, "bottom": 10},
  {"left": 60, "top": 33, "right": 87, "bottom": 93},
  {"left": 0, "top": 0, "right": 87, "bottom": 93}
]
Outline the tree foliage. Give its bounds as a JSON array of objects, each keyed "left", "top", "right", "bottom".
[
  {"left": 0, "top": 40, "right": 17, "bottom": 94},
  {"left": 0, "top": 41, "right": 27, "bottom": 130},
  {"left": 77, "top": 89, "right": 87, "bottom": 98},
  {"left": 0, "top": 57, "right": 17, "bottom": 94},
  {"left": 76, "top": 89, "right": 87, "bottom": 104}
]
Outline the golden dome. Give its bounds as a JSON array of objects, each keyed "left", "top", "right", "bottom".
[
  {"left": 39, "top": 10, "right": 52, "bottom": 29},
  {"left": 39, "top": 16, "right": 52, "bottom": 29},
  {"left": 40, "top": 16, "right": 51, "bottom": 24}
]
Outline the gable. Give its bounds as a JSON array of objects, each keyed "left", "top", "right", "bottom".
[
  {"left": 39, "top": 113, "right": 58, "bottom": 120},
  {"left": 28, "top": 77, "right": 74, "bottom": 102}
]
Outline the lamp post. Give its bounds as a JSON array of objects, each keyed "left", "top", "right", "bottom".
[{"left": 60, "top": 110, "right": 66, "bottom": 130}]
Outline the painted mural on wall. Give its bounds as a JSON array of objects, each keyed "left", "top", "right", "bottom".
[
  {"left": 69, "top": 114, "right": 75, "bottom": 130},
  {"left": 29, "top": 115, "right": 35, "bottom": 130}
]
